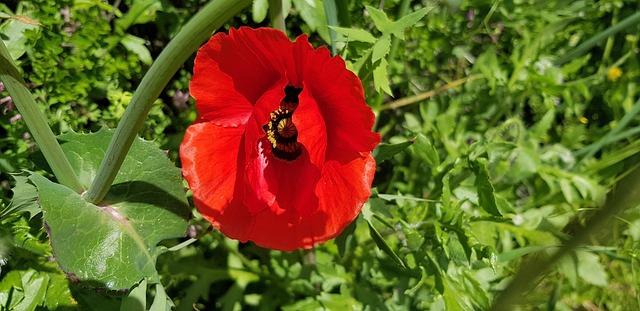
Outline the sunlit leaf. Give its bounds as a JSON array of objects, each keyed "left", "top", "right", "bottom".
[{"left": 32, "top": 129, "right": 190, "bottom": 291}]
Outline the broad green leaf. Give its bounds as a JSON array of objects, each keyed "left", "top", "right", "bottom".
[
  {"left": 120, "top": 34, "right": 153, "bottom": 65},
  {"left": 373, "top": 138, "right": 415, "bottom": 162},
  {"left": 373, "top": 58, "right": 392, "bottom": 95},
  {"left": 365, "top": 5, "right": 391, "bottom": 34},
  {"left": 371, "top": 35, "right": 391, "bottom": 64},
  {"left": 328, "top": 26, "right": 376, "bottom": 43},
  {"left": 2, "top": 173, "right": 39, "bottom": 219},
  {"left": 32, "top": 129, "right": 190, "bottom": 291},
  {"left": 470, "top": 158, "right": 502, "bottom": 217},
  {"left": 252, "top": 0, "right": 269, "bottom": 23}
]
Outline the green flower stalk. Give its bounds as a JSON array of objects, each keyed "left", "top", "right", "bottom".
[
  {"left": 84, "top": 0, "right": 252, "bottom": 204},
  {"left": 0, "top": 40, "right": 84, "bottom": 193}
]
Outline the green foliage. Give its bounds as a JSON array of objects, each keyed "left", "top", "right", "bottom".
[
  {"left": 32, "top": 129, "right": 190, "bottom": 290},
  {"left": 2, "top": 0, "right": 640, "bottom": 310}
]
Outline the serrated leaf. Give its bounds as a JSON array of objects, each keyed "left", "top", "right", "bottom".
[
  {"left": 252, "top": 0, "right": 269, "bottom": 23},
  {"left": 387, "top": 7, "right": 430, "bottom": 39},
  {"left": 365, "top": 5, "right": 391, "bottom": 34},
  {"left": 470, "top": 158, "right": 502, "bottom": 216},
  {"left": 373, "top": 138, "right": 415, "bottom": 162},
  {"left": 32, "top": 129, "right": 190, "bottom": 291},
  {"left": 328, "top": 26, "right": 377, "bottom": 43},
  {"left": 120, "top": 34, "right": 152, "bottom": 65},
  {"left": 373, "top": 58, "right": 392, "bottom": 95},
  {"left": 2, "top": 173, "right": 40, "bottom": 219},
  {"left": 371, "top": 35, "right": 391, "bottom": 64}
]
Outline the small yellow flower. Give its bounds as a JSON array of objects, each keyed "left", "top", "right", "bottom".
[
  {"left": 607, "top": 66, "right": 622, "bottom": 81},
  {"left": 579, "top": 117, "right": 588, "bottom": 124}
]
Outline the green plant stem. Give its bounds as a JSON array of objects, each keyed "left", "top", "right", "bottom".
[
  {"left": 489, "top": 166, "right": 640, "bottom": 311},
  {"left": 84, "top": 0, "right": 252, "bottom": 204},
  {"left": 554, "top": 10, "right": 640, "bottom": 66},
  {"left": 323, "top": 0, "right": 339, "bottom": 55},
  {"left": 268, "top": 0, "right": 285, "bottom": 32},
  {"left": 0, "top": 41, "right": 84, "bottom": 193},
  {"left": 335, "top": 0, "right": 351, "bottom": 28}
]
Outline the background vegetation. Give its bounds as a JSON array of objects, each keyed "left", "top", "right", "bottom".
[{"left": 1, "top": 0, "right": 639, "bottom": 310}]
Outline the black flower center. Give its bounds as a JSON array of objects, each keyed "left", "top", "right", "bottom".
[{"left": 263, "top": 85, "right": 303, "bottom": 161}]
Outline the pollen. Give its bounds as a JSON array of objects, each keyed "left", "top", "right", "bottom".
[{"left": 263, "top": 85, "right": 303, "bottom": 161}]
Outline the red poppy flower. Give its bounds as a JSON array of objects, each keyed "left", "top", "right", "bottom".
[{"left": 180, "top": 27, "right": 381, "bottom": 251}]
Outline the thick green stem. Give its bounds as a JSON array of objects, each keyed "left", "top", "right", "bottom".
[
  {"left": 0, "top": 41, "right": 84, "bottom": 193},
  {"left": 554, "top": 10, "right": 640, "bottom": 66},
  {"left": 84, "top": 0, "right": 252, "bottom": 204}
]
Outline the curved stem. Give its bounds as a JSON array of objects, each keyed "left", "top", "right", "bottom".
[
  {"left": 84, "top": 0, "right": 252, "bottom": 204},
  {"left": 0, "top": 40, "right": 84, "bottom": 193},
  {"left": 489, "top": 166, "right": 640, "bottom": 310}
]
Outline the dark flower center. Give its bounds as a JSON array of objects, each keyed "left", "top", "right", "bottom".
[{"left": 263, "top": 85, "right": 303, "bottom": 161}]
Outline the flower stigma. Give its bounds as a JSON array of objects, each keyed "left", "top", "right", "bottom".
[{"left": 264, "top": 85, "right": 303, "bottom": 161}]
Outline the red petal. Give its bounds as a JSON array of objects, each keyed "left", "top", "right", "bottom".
[
  {"left": 294, "top": 87, "right": 327, "bottom": 166},
  {"left": 246, "top": 153, "right": 375, "bottom": 251},
  {"left": 180, "top": 121, "right": 248, "bottom": 234},
  {"left": 293, "top": 35, "right": 381, "bottom": 162},
  {"left": 314, "top": 154, "right": 376, "bottom": 239},
  {"left": 203, "top": 27, "right": 297, "bottom": 103},
  {"left": 190, "top": 36, "right": 253, "bottom": 127}
]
